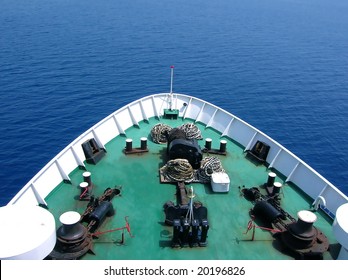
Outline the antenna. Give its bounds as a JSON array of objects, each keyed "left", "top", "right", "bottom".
[
  {"left": 169, "top": 65, "right": 174, "bottom": 110},
  {"left": 170, "top": 65, "right": 174, "bottom": 94}
]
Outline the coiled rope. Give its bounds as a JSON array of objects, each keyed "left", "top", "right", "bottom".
[
  {"left": 151, "top": 123, "right": 203, "bottom": 144},
  {"left": 161, "top": 156, "right": 225, "bottom": 183},
  {"left": 178, "top": 123, "right": 203, "bottom": 140},
  {"left": 198, "top": 156, "right": 225, "bottom": 182},
  {"left": 161, "top": 159, "right": 195, "bottom": 182},
  {"left": 151, "top": 123, "right": 172, "bottom": 144}
]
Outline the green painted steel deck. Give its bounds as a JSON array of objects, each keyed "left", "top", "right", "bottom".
[{"left": 45, "top": 117, "right": 338, "bottom": 260}]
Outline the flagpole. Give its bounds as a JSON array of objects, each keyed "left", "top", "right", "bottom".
[
  {"left": 170, "top": 65, "right": 174, "bottom": 94},
  {"left": 169, "top": 65, "right": 174, "bottom": 110}
]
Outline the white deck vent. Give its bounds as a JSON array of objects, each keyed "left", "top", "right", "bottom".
[{"left": 0, "top": 205, "right": 56, "bottom": 260}]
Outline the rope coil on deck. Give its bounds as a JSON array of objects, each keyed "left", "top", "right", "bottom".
[
  {"left": 161, "top": 159, "right": 195, "bottom": 182},
  {"left": 160, "top": 157, "right": 225, "bottom": 183},
  {"left": 178, "top": 123, "right": 203, "bottom": 140},
  {"left": 198, "top": 156, "right": 225, "bottom": 182},
  {"left": 151, "top": 123, "right": 172, "bottom": 144},
  {"left": 151, "top": 123, "right": 203, "bottom": 144}
]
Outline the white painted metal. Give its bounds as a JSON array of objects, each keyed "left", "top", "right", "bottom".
[
  {"left": 313, "top": 195, "right": 327, "bottom": 210},
  {"left": 127, "top": 106, "right": 139, "bottom": 127},
  {"left": 113, "top": 115, "right": 126, "bottom": 135},
  {"left": 31, "top": 183, "right": 47, "bottom": 206},
  {"left": 0, "top": 205, "right": 56, "bottom": 260},
  {"left": 286, "top": 162, "right": 300, "bottom": 183},
  {"left": 71, "top": 146, "right": 85, "bottom": 168},
  {"left": 207, "top": 109, "right": 232, "bottom": 133},
  {"left": 8, "top": 93, "right": 348, "bottom": 222},
  {"left": 211, "top": 172, "right": 230, "bottom": 192},
  {"left": 244, "top": 131, "right": 258, "bottom": 152},
  {"left": 221, "top": 118, "right": 235, "bottom": 138},
  {"left": 269, "top": 148, "right": 282, "bottom": 169},
  {"left": 139, "top": 100, "right": 149, "bottom": 122},
  {"left": 182, "top": 97, "right": 192, "bottom": 119},
  {"left": 56, "top": 159, "right": 71, "bottom": 182},
  {"left": 60, "top": 211, "right": 81, "bottom": 225},
  {"left": 332, "top": 203, "right": 348, "bottom": 259},
  {"left": 95, "top": 115, "right": 119, "bottom": 144}
]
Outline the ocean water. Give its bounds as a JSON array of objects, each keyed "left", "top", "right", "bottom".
[{"left": 0, "top": 0, "right": 347, "bottom": 206}]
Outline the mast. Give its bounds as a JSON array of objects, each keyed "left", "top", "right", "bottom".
[{"left": 169, "top": 65, "right": 174, "bottom": 110}]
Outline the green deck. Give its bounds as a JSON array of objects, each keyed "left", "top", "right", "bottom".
[{"left": 45, "top": 117, "right": 338, "bottom": 260}]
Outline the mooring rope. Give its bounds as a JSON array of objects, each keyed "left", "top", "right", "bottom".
[
  {"left": 151, "top": 123, "right": 203, "bottom": 144},
  {"left": 178, "top": 123, "right": 203, "bottom": 140},
  {"left": 161, "top": 159, "right": 195, "bottom": 182},
  {"left": 197, "top": 156, "right": 225, "bottom": 182},
  {"left": 161, "top": 156, "right": 225, "bottom": 183},
  {"left": 92, "top": 216, "right": 133, "bottom": 237},
  {"left": 151, "top": 123, "right": 172, "bottom": 144}
]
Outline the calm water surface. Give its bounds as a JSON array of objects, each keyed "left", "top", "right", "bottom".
[{"left": 0, "top": 0, "right": 347, "bottom": 205}]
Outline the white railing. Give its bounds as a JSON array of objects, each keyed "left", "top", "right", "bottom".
[{"left": 9, "top": 93, "right": 348, "bottom": 218}]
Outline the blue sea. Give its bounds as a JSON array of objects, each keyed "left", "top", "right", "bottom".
[{"left": 0, "top": 0, "right": 347, "bottom": 206}]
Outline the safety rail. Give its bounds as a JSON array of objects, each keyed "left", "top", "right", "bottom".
[{"left": 9, "top": 93, "right": 348, "bottom": 218}]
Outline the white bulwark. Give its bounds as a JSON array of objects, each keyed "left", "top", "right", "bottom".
[
  {"left": 333, "top": 203, "right": 348, "bottom": 260},
  {"left": 0, "top": 205, "right": 56, "bottom": 260}
]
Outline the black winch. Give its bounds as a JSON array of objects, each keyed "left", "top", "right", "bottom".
[
  {"left": 152, "top": 123, "right": 205, "bottom": 176},
  {"left": 167, "top": 138, "right": 202, "bottom": 169},
  {"left": 273, "top": 210, "right": 330, "bottom": 259},
  {"left": 80, "top": 187, "right": 120, "bottom": 232},
  {"left": 241, "top": 172, "right": 330, "bottom": 259},
  {"left": 48, "top": 186, "right": 121, "bottom": 259}
]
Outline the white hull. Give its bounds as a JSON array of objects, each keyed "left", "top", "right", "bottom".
[{"left": 8, "top": 93, "right": 348, "bottom": 218}]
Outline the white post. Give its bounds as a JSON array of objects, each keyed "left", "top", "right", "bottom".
[{"left": 169, "top": 65, "right": 174, "bottom": 110}]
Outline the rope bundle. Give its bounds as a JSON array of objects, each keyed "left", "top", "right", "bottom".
[
  {"left": 151, "top": 123, "right": 172, "bottom": 144},
  {"left": 151, "top": 123, "right": 203, "bottom": 144},
  {"left": 160, "top": 156, "right": 225, "bottom": 183},
  {"left": 197, "top": 156, "right": 225, "bottom": 182},
  {"left": 178, "top": 123, "right": 203, "bottom": 140},
  {"left": 161, "top": 159, "right": 195, "bottom": 182}
]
